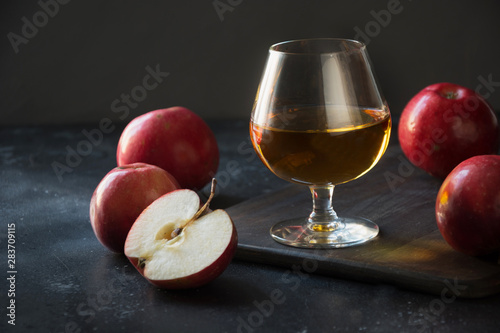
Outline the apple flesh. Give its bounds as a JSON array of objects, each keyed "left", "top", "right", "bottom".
[
  {"left": 398, "top": 82, "right": 499, "bottom": 179},
  {"left": 436, "top": 155, "right": 500, "bottom": 256},
  {"left": 117, "top": 106, "right": 219, "bottom": 190},
  {"left": 124, "top": 183, "right": 238, "bottom": 289},
  {"left": 90, "top": 163, "right": 180, "bottom": 253}
]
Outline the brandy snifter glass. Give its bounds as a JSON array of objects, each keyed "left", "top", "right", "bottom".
[{"left": 250, "top": 38, "right": 391, "bottom": 248}]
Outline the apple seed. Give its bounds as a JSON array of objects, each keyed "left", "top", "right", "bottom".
[{"left": 171, "top": 227, "right": 182, "bottom": 238}]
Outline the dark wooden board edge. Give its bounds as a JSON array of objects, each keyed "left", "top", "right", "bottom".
[
  {"left": 235, "top": 244, "right": 500, "bottom": 299},
  {"left": 227, "top": 183, "right": 500, "bottom": 299}
]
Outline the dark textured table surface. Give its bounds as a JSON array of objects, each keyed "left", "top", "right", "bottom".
[{"left": 1, "top": 119, "right": 500, "bottom": 333}]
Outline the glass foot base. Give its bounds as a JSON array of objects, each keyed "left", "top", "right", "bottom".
[{"left": 270, "top": 216, "right": 379, "bottom": 249}]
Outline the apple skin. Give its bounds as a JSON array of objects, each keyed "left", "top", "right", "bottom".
[
  {"left": 116, "top": 107, "right": 219, "bottom": 190},
  {"left": 89, "top": 163, "right": 180, "bottom": 253},
  {"left": 127, "top": 223, "right": 238, "bottom": 289},
  {"left": 398, "top": 82, "right": 499, "bottom": 179},
  {"left": 436, "top": 155, "right": 500, "bottom": 256}
]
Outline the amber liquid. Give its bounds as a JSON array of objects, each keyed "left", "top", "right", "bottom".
[{"left": 250, "top": 106, "right": 391, "bottom": 185}]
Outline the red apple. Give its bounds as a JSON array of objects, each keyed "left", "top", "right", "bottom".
[
  {"left": 436, "top": 155, "right": 500, "bottom": 256},
  {"left": 124, "top": 180, "right": 238, "bottom": 289},
  {"left": 398, "top": 82, "right": 499, "bottom": 179},
  {"left": 116, "top": 107, "right": 219, "bottom": 190},
  {"left": 90, "top": 163, "right": 180, "bottom": 253}
]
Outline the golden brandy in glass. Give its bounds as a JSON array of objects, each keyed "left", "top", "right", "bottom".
[{"left": 250, "top": 38, "right": 391, "bottom": 248}]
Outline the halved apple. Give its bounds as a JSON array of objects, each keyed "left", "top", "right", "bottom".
[{"left": 124, "top": 180, "right": 238, "bottom": 289}]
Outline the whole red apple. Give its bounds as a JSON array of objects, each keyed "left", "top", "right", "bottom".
[
  {"left": 117, "top": 107, "right": 219, "bottom": 190},
  {"left": 398, "top": 82, "right": 499, "bottom": 179},
  {"left": 90, "top": 163, "right": 180, "bottom": 253},
  {"left": 436, "top": 155, "right": 500, "bottom": 256}
]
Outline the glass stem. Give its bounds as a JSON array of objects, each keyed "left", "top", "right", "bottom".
[{"left": 308, "top": 185, "right": 341, "bottom": 232}]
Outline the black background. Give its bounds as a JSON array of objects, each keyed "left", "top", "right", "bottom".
[{"left": 2, "top": 0, "right": 500, "bottom": 125}]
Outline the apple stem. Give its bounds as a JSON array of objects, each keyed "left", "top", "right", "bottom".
[
  {"left": 444, "top": 91, "right": 458, "bottom": 99},
  {"left": 170, "top": 178, "right": 217, "bottom": 238}
]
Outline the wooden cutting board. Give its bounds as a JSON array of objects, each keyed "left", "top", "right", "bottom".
[{"left": 226, "top": 144, "right": 500, "bottom": 298}]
